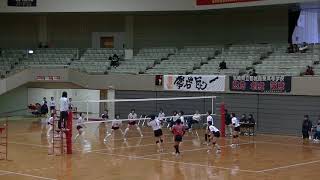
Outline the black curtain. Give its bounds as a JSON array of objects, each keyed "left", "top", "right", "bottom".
[{"left": 288, "top": 10, "right": 301, "bottom": 43}]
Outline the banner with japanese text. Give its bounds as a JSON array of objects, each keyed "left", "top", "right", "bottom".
[
  {"left": 196, "top": 0, "right": 260, "bottom": 6},
  {"left": 163, "top": 75, "right": 225, "bottom": 92},
  {"left": 229, "top": 76, "right": 291, "bottom": 93}
]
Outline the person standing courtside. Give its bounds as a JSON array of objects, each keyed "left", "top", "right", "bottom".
[
  {"left": 225, "top": 109, "right": 232, "bottom": 137},
  {"left": 49, "top": 97, "right": 56, "bottom": 114},
  {"left": 302, "top": 115, "right": 312, "bottom": 140},
  {"left": 59, "top": 92, "right": 69, "bottom": 130}
]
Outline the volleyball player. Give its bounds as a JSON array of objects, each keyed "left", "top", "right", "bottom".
[
  {"left": 189, "top": 110, "right": 201, "bottom": 131},
  {"left": 168, "top": 111, "right": 179, "bottom": 129},
  {"left": 147, "top": 114, "right": 164, "bottom": 152},
  {"left": 123, "top": 109, "right": 143, "bottom": 140},
  {"left": 104, "top": 114, "right": 124, "bottom": 142},
  {"left": 231, "top": 113, "right": 240, "bottom": 147},
  {"left": 158, "top": 108, "right": 166, "bottom": 124},
  {"left": 68, "top": 98, "right": 73, "bottom": 110},
  {"left": 46, "top": 113, "right": 55, "bottom": 155},
  {"left": 46, "top": 113, "right": 56, "bottom": 137},
  {"left": 49, "top": 97, "right": 56, "bottom": 114},
  {"left": 178, "top": 111, "right": 185, "bottom": 124},
  {"left": 204, "top": 111, "right": 213, "bottom": 145},
  {"left": 207, "top": 121, "right": 221, "bottom": 154},
  {"left": 74, "top": 112, "right": 86, "bottom": 143},
  {"left": 172, "top": 119, "right": 185, "bottom": 156}
]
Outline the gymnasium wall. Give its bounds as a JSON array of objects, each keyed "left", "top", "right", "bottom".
[
  {"left": 0, "top": 85, "right": 28, "bottom": 115},
  {"left": 0, "top": 6, "right": 288, "bottom": 48},
  {"left": 47, "top": 14, "right": 125, "bottom": 48},
  {"left": 134, "top": 6, "right": 289, "bottom": 48},
  {"left": 0, "top": 14, "right": 38, "bottom": 48},
  {"left": 115, "top": 90, "right": 320, "bottom": 136}
]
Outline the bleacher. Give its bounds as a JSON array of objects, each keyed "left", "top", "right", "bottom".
[
  {"left": 0, "top": 49, "right": 24, "bottom": 78},
  {"left": 108, "top": 47, "right": 176, "bottom": 75},
  {"left": 254, "top": 44, "right": 320, "bottom": 76},
  {"left": 14, "top": 48, "right": 77, "bottom": 73},
  {"left": 69, "top": 48, "right": 124, "bottom": 74},
  {"left": 1, "top": 43, "right": 320, "bottom": 77},
  {"left": 193, "top": 44, "right": 271, "bottom": 75},
  {"left": 145, "top": 46, "right": 219, "bottom": 75}
]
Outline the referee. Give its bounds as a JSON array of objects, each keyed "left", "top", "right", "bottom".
[{"left": 59, "top": 91, "right": 69, "bottom": 130}]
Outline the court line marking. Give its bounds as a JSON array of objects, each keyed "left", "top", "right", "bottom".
[
  {"left": 8, "top": 133, "right": 320, "bottom": 174},
  {"left": 22, "top": 166, "right": 55, "bottom": 173},
  {"left": 140, "top": 142, "right": 253, "bottom": 158},
  {"left": 93, "top": 148, "right": 258, "bottom": 173},
  {"left": 90, "top": 139, "right": 197, "bottom": 152},
  {"left": 9, "top": 141, "right": 48, "bottom": 148},
  {"left": 0, "top": 172, "right": 12, "bottom": 176},
  {"left": 258, "top": 134, "right": 301, "bottom": 139},
  {"left": 0, "top": 169, "right": 57, "bottom": 180},
  {"left": 257, "top": 159, "right": 320, "bottom": 173},
  {"left": 254, "top": 140, "right": 320, "bottom": 150}
]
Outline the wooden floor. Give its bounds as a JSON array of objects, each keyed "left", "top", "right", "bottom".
[{"left": 1, "top": 118, "right": 320, "bottom": 180}]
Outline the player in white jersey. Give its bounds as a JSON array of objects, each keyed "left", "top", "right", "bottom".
[
  {"left": 168, "top": 111, "right": 179, "bottom": 129},
  {"left": 189, "top": 110, "right": 201, "bottom": 131},
  {"left": 204, "top": 111, "right": 214, "bottom": 144},
  {"left": 231, "top": 113, "right": 240, "bottom": 147},
  {"left": 74, "top": 113, "right": 86, "bottom": 143},
  {"left": 158, "top": 109, "right": 165, "bottom": 123},
  {"left": 104, "top": 114, "right": 124, "bottom": 142},
  {"left": 48, "top": 97, "right": 56, "bottom": 113},
  {"left": 147, "top": 114, "right": 164, "bottom": 152},
  {"left": 178, "top": 111, "right": 185, "bottom": 124},
  {"left": 47, "top": 113, "right": 56, "bottom": 137},
  {"left": 207, "top": 121, "right": 221, "bottom": 154},
  {"left": 123, "top": 109, "right": 143, "bottom": 140}
]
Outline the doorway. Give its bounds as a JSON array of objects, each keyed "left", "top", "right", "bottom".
[{"left": 100, "top": 36, "right": 114, "bottom": 48}]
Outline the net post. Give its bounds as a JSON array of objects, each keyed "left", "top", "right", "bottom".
[
  {"left": 86, "top": 100, "right": 89, "bottom": 121},
  {"left": 5, "top": 117, "right": 8, "bottom": 160},
  {"left": 66, "top": 111, "right": 73, "bottom": 154},
  {"left": 211, "top": 96, "right": 214, "bottom": 117},
  {"left": 220, "top": 102, "right": 226, "bottom": 137}
]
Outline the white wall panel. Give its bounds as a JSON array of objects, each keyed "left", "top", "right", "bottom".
[{"left": 27, "top": 88, "right": 100, "bottom": 115}]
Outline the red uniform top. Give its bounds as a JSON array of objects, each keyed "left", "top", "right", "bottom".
[{"left": 172, "top": 124, "right": 185, "bottom": 136}]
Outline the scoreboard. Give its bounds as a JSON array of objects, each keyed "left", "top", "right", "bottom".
[{"left": 8, "top": 0, "right": 37, "bottom": 7}]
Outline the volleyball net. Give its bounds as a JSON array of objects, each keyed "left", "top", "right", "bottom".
[
  {"left": 71, "top": 95, "right": 225, "bottom": 130},
  {"left": 61, "top": 95, "right": 226, "bottom": 154}
]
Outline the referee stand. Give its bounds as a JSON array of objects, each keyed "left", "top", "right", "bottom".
[{"left": 52, "top": 111, "right": 73, "bottom": 155}]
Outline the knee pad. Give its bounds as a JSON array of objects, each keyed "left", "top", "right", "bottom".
[
  {"left": 212, "top": 142, "right": 216, "bottom": 145},
  {"left": 233, "top": 135, "right": 236, "bottom": 138},
  {"left": 156, "top": 140, "right": 160, "bottom": 144},
  {"left": 160, "top": 139, "right": 163, "bottom": 143}
]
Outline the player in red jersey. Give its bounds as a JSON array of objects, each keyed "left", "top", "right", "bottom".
[{"left": 171, "top": 119, "right": 185, "bottom": 156}]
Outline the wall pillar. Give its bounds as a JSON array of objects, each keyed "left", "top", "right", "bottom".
[
  {"left": 107, "top": 87, "right": 115, "bottom": 119},
  {"left": 125, "top": 15, "right": 134, "bottom": 49}
]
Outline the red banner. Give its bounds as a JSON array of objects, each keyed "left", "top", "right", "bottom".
[
  {"left": 197, "top": 0, "right": 260, "bottom": 5},
  {"left": 36, "top": 76, "right": 61, "bottom": 81}
]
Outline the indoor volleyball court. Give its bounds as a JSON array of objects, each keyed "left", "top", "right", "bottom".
[{"left": 0, "top": 95, "right": 320, "bottom": 180}]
